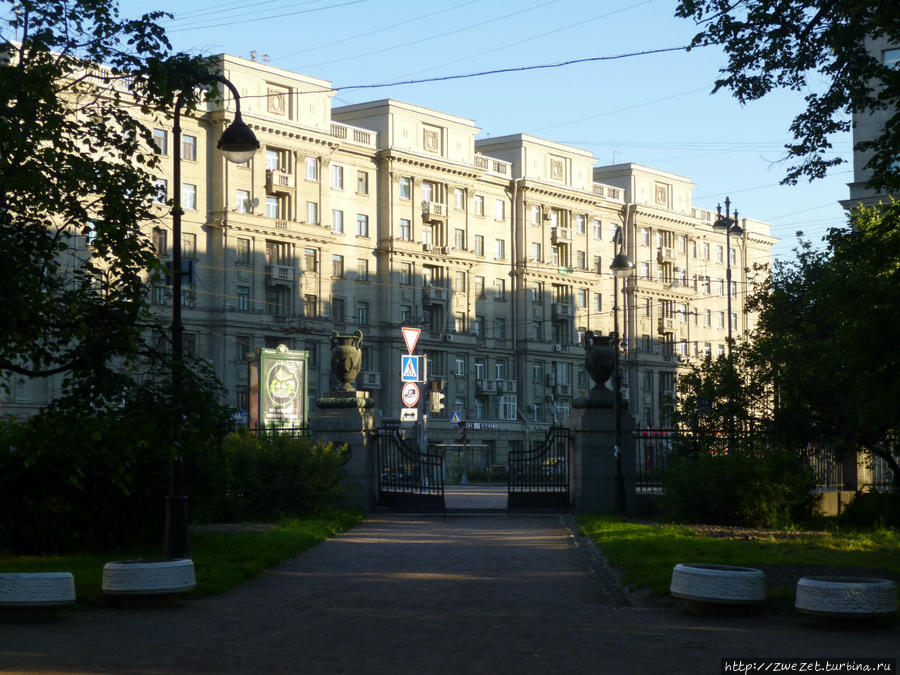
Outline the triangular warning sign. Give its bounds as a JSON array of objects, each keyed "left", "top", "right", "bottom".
[{"left": 401, "top": 326, "right": 421, "bottom": 354}]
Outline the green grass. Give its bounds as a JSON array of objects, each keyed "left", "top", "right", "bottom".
[
  {"left": 577, "top": 515, "right": 900, "bottom": 597},
  {"left": 0, "top": 509, "right": 362, "bottom": 607}
]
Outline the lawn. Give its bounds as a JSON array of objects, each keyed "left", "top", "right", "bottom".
[
  {"left": 0, "top": 510, "right": 362, "bottom": 607},
  {"left": 577, "top": 515, "right": 900, "bottom": 599}
]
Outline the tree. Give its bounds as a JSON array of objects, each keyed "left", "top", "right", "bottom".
[
  {"left": 748, "top": 200, "right": 900, "bottom": 483},
  {"left": 0, "top": 0, "right": 211, "bottom": 398},
  {"left": 675, "top": 1, "right": 900, "bottom": 193}
]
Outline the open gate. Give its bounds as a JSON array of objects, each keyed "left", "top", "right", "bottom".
[
  {"left": 375, "top": 429, "right": 445, "bottom": 512},
  {"left": 508, "top": 426, "right": 572, "bottom": 510}
]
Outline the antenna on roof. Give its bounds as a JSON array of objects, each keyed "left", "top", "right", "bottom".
[{"left": 250, "top": 50, "right": 257, "bottom": 62}]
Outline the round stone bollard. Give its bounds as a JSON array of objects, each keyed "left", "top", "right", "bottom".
[
  {"left": 102, "top": 559, "right": 196, "bottom": 607},
  {"left": 670, "top": 563, "right": 767, "bottom": 615},
  {"left": 0, "top": 572, "right": 76, "bottom": 621},
  {"left": 795, "top": 576, "right": 897, "bottom": 625}
]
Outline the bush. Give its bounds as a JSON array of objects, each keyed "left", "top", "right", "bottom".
[
  {"left": 199, "top": 431, "right": 348, "bottom": 522},
  {"left": 839, "top": 490, "right": 900, "bottom": 529},
  {"left": 661, "top": 448, "right": 816, "bottom": 528}
]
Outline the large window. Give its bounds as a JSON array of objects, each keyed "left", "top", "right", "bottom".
[
  {"left": 331, "top": 164, "right": 344, "bottom": 190},
  {"left": 307, "top": 201, "right": 318, "bottom": 225},
  {"left": 152, "top": 128, "right": 167, "bottom": 154},
  {"left": 182, "top": 183, "right": 197, "bottom": 210},
  {"left": 474, "top": 235, "right": 484, "bottom": 256},
  {"left": 400, "top": 218, "right": 411, "bottom": 241},
  {"left": 182, "top": 134, "right": 197, "bottom": 161},
  {"left": 474, "top": 195, "right": 484, "bottom": 216},
  {"left": 333, "top": 209, "right": 344, "bottom": 234},
  {"left": 357, "top": 171, "right": 369, "bottom": 195},
  {"left": 305, "top": 156, "right": 318, "bottom": 180},
  {"left": 236, "top": 237, "right": 250, "bottom": 265},
  {"left": 304, "top": 248, "right": 317, "bottom": 272},
  {"left": 357, "top": 214, "right": 369, "bottom": 237},
  {"left": 236, "top": 188, "right": 250, "bottom": 213},
  {"left": 494, "top": 199, "right": 505, "bottom": 221},
  {"left": 399, "top": 176, "right": 411, "bottom": 200}
]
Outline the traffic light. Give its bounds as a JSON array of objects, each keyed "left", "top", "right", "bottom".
[{"left": 429, "top": 390, "right": 445, "bottom": 414}]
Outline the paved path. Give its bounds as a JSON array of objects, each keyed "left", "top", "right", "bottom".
[{"left": 1, "top": 513, "right": 897, "bottom": 674}]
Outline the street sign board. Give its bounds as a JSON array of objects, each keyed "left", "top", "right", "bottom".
[
  {"left": 401, "top": 354, "right": 420, "bottom": 382},
  {"left": 401, "top": 326, "right": 421, "bottom": 354},
  {"left": 401, "top": 382, "right": 420, "bottom": 408},
  {"left": 449, "top": 411, "right": 462, "bottom": 424},
  {"left": 400, "top": 408, "right": 418, "bottom": 423}
]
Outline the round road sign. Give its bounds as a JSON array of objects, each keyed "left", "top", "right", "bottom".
[{"left": 401, "top": 382, "right": 420, "bottom": 408}]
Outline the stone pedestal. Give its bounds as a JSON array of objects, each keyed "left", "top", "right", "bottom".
[
  {"left": 312, "top": 391, "right": 377, "bottom": 512},
  {"left": 567, "top": 404, "right": 636, "bottom": 513}
]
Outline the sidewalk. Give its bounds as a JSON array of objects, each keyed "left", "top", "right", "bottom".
[{"left": 1, "top": 513, "right": 896, "bottom": 674}]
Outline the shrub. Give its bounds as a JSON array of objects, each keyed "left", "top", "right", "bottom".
[
  {"left": 661, "top": 447, "right": 816, "bottom": 528},
  {"left": 839, "top": 490, "right": 900, "bottom": 529},
  {"left": 201, "top": 431, "right": 348, "bottom": 522}
]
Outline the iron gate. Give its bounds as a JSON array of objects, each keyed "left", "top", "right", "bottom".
[
  {"left": 375, "top": 429, "right": 445, "bottom": 512},
  {"left": 508, "top": 426, "right": 571, "bottom": 510}
]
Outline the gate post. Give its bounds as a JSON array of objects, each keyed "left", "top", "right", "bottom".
[{"left": 567, "top": 405, "right": 636, "bottom": 513}]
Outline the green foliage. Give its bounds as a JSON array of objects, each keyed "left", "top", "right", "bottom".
[
  {"left": 675, "top": 0, "right": 900, "bottom": 192},
  {"left": 0, "top": 0, "right": 213, "bottom": 388},
  {"left": 661, "top": 448, "right": 816, "bottom": 528},
  {"left": 749, "top": 200, "right": 900, "bottom": 483},
  {"left": 840, "top": 491, "right": 900, "bottom": 530},
  {"left": 201, "top": 431, "right": 349, "bottom": 523}
]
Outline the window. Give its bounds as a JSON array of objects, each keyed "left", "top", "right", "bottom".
[
  {"left": 533, "top": 320, "right": 543, "bottom": 341},
  {"left": 532, "top": 242, "right": 541, "bottom": 262},
  {"left": 551, "top": 246, "right": 560, "bottom": 266},
  {"left": 474, "top": 235, "right": 484, "bottom": 256},
  {"left": 498, "top": 395, "right": 517, "bottom": 421},
  {"left": 704, "top": 309, "right": 711, "bottom": 327},
  {"left": 357, "top": 214, "right": 369, "bottom": 237},
  {"left": 474, "top": 276, "right": 485, "bottom": 297},
  {"left": 640, "top": 262, "right": 650, "bottom": 279},
  {"left": 730, "top": 313, "right": 738, "bottom": 330},
  {"left": 454, "top": 228, "right": 465, "bottom": 250},
  {"left": 576, "top": 214, "right": 586, "bottom": 234},
  {"left": 152, "top": 227, "right": 167, "bottom": 256},
  {"left": 717, "top": 279, "right": 725, "bottom": 296},
  {"left": 576, "top": 250, "right": 586, "bottom": 270},
  {"left": 182, "top": 183, "right": 197, "bottom": 210},
  {"left": 677, "top": 235, "right": 686, "bottom": 254},
  {"left": 307, "top": 202, "right": 318, "bottom": 225},
  {"left": 472, "top": 317, "right": 484, "bottom": 336},
  {"left": 399, "top": 176, "right": 411, "bottom": 200},
  {"left": 592, "top": 255, "right": 601, "bottom": 273},
  {"left": 356, "top": 302, "right": 369, "bottom": 324},
  {"left": 455, "top": 355, "right": 466, "bottom": 376},
  {"left": 332, "top": 298, "right": 345, "bottom": 322},
  {"left": 576, "top": 289, "right": 587, "bottom": 308},
  {"left": 453, "top": 271, "right": 465, "bottom": 292},
  {"left": 357, "top": 171, "right": 369, "bottom": 195},
  {"left": 331, "top": 164, "right": 344, "bottom": 190},
  {"left": 400, "top": 305, "right": 411, "bottom": 323},
  {"left": 422, "top": 223, "right": 433, "bottom": 246},
  {"left": 495, "top": 199, "right": 505, "bottom": 221},
  {"left": 236, "top": 238, "right": 250, "bottom": 265},
  {"left": 266, "top": 150, "right": 280, "bottom": 172},
  {"left": 182, "top": 233, "right": 196, "bottom": 260},
  {"left": 494, "top": 278, "right": 506, "bottom": 300},
  {"left": 305, "top": 156, "right": 318, "bottom": 180},
  {"left": 717, "top": 311, "right": 725, "bottom": 329},
  {"left": 236, "top": 189, "right": 250, "bottom": 213},
  {"left": 592, "top": 219, "right": 602, "bottom": 239},
  {"left": 729, "top": 247, "right": 737, "bottom": 265},
  {"left": 357, "top": 258, "right": 369, "bottom": 282},
  {"left": 421, "top": 182, "right": 434, "bottom": 203},
  {"left": 333, "top": 209, "right": 344, "bottom": 234},
  {"left": 884, "top": 48, "right": 900, "bottom": 69},
  {"left": 235, "top": 334, "right": 251, "bottom": 362},
  {"left": 153, "top": 178, "right": 167, "bottom": 204},
  {"left": 152, "top": 128, "right": 167, "bottom": 154},
  {"left": 454, "top": 313, "right": 465, "bottom": 333},
  {"left": 300, "top": 294, "right": 316, "bottom": 318},
  {"left": 400, "top": 262, "right": 412, "bottom": 285},
  {"left": 454, "top": 188, "right": 465, "bottom": 209},
  {"left": 474, "top": 195, "right": 484, "bottom": 216},
  {"left": 236, "top": 286, "right": 250, "bottom": 311},
  {"left": 400, "top": 218, "right": 411, "bottom": 241},
  {"left": 494, "top": 318, "right": 507, "bottom": 340},
  {"left": 731, "top": 280, "right": 738, "bottom": 297},
  {"left": 182, "top": 134, "right": 197, "bottom": 161},
  {"left": 531, "top": 205, "right": 541, "bottom": 224},
  {"left": 475, "top": 357, "right": 485, "bottom": 380},
  {"left": 703, "top": 242, "right": 710, "bottom": 260},
  {"left": 593, "top": 293, "right": 602, "bottom": 312},
  {"left": 718, "top": 344, "right": 726, "bottom": 357},
  {"left": 716, "top": 245, "right": 724, "bottom": 263},
  {"left": 641, "top": 227, "right": 651, "bottom": 246},
  {"left": 494, "top": 238, "right": 505, "bottom": 260},
  {"left": 266, "top": 196, "right": 278, "bottom": 219},
  {"left": 299, "top": 247, "right": 315, "bottom": 272}
]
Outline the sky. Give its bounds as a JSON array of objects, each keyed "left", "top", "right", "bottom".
[{"left": 113, "top": 0, "right": 852, "bottom": 264}]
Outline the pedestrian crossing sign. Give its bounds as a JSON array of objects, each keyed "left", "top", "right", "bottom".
[
  {"left": 401, "top": 355, "right": 420, "bottom": 382},
  {"left": 449, "top": 411, "right": 462, "bottom": 424}
]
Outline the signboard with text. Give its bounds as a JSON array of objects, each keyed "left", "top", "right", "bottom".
[{"left": 249, "top": 344, "right": 309, "bottom": 429}]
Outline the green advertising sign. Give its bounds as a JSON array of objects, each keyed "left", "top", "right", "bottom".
[{"left": 249, "top": 344, "right": 309, "bottom": 429}]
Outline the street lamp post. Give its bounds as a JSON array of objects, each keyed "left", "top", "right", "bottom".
[
  {"left": 609, "top": 226, "right": 634, "bottom": 515},
  {"left": 713, "top": 196, "right": 743, "bottom": 354},
  {"left": 165, "top": 74, "right": 259, "bottom": 560}
]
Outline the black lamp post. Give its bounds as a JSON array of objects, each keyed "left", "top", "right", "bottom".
[
  {"left": 165, "top": 74, "right": 259, "bottom": 560},
  {"left": 609, "top": 226, "right": 634, "bottom": 515},
  {"left": 713, "top": 196, "right": 743, "bottom": 355}
]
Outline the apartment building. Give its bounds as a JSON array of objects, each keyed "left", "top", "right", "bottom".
[
  {"left": 842, "top": 37, "right": 900, "bottom": 208},
  {"left": 1, "top": 52, "right": 776, "bottom": 461}
]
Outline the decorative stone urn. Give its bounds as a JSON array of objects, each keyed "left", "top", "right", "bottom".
[
  {"left": 574, "top": 330, "right": 615, "bottom": 408},
  {"left": 330, "top": 330, "right": 364, "bottom": 392}
]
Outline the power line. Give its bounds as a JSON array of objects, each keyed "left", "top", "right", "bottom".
[{"left": 167, "top": 0, "right": 368, "bottom": 33}]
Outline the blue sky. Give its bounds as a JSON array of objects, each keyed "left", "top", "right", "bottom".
[{"left": 117, "top": 0, "right": 852, "bottom": 263}]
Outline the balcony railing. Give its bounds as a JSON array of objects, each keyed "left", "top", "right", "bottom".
[
  {"left": 265, "top": 170, "right": 295, "bottom": 193},
  {"left": 422, "top": 201, "right": 447, "bottom": 219},
  {"left": 266, "top": 264, "right": 295, "bottom": 285},
  {"left": 330, "top": 122, "right": 376, "bottom": 148},
  {"left": 474, "top": 154, "right": 512, "bottom": 177},
  {"left": 423, "top": 286, "right": 449, "bottom": 303},
  {"left": 552, "top": 302, "right": 573, "bottom": 319}
]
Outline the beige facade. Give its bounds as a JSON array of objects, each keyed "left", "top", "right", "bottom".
[{"left": 2, "top": 53, "right": 776, "bottom": 460}]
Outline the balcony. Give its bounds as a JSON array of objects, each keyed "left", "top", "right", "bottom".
[
  {"left": 361, "top": 371, "right": 382, "bottom": 389},
  {"left": 476, "top": 379, "right": 497, "bottom": 394},
  {"left": 265, "top": 170, "right": 295, "bottom": 193},
  {"left": 551, "top": 226, "right": 573, "bottom": 243},
  {"left": 423, "top": 286, "right": 449, "bottom": 304},
  {"left": 474, "top": 154, "right": 512, "bottom": 177},
  {"left": 266, "top": 264, "right": 295, "bottom": 285},
  {"left": 552, "top": 302, "right": 573, "bottom": 320},
  {"left": 330, "top": 122, "right": 376, "bottom": 149},
  {"left": 495, "top": 379, "right": 517, "bottom": 394},
  {"left": 555, "top": 383, "right": 573, "bottom": 397},
  {"left": 658, "top": 317, "right": 675, "bottom": 333},
  {"left": 422, "top": 201, "right": 447, "bottom": 221}
]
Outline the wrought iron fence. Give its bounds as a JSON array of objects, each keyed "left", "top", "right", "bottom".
[{"left": 246, "top": 425, "right": 311, "bottom": 439}]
